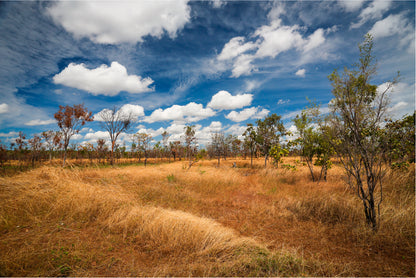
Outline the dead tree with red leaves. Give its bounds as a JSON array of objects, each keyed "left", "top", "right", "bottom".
[{"left": 54, "top": 104, "right": 93, "bottom": 167}]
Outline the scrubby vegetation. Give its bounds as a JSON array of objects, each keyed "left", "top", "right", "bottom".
[{"left": 0, "top": 158, "right": 414, "bottom": 276}]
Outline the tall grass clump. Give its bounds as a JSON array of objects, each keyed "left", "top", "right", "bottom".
[
  {"left": 0, "top": 165, "right": 310, "bottom": 276},
  {"left": 287, "top": 192, "right": 361, "bottom": 225}
]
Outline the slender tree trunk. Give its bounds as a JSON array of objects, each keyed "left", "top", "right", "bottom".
[
  {"left": 319, "top": 164, "right": 328, "bottom": 182},
  {"left": 306, "top": 158, "right": 315, "bottom": 182},
  {"left": 63, "top": 146, "right": 67, "bottom": 167},
  {"left": 250, "top": 151, "right": 253, "bottom": 168},
  {"left": 110, "top": 140, "right": 115, "bottom": 166}
]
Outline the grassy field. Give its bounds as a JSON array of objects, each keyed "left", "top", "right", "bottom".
[{"left": 0, "top": 158, "right": 414, "bottom": 276}]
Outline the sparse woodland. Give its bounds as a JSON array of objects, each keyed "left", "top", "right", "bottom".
[{"left": 0, "top": 36, "right": 414, "bottom": 276}]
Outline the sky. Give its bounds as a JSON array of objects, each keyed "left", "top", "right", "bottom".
[{"left": 0, "top": 0, "right": 414, "bottom": 148}]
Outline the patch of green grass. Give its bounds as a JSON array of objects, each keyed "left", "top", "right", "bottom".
[{"left": 167, "top": 174, "right": 175, "bottom": 183}]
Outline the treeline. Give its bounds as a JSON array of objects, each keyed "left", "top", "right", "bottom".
[{"left": 1, "top": 103, "right": 413, "bottom": 172}]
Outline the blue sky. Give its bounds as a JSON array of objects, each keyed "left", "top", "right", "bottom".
[{"left": 0, "top": 0, "right": 414, "bottom": 147}]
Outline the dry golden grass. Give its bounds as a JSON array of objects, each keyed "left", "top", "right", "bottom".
[{"left": 0, "top": 157, "right": 414, "bottom": 276}]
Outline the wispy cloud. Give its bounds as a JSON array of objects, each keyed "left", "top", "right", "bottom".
[
  {"left": 0, "top": 131, "right": 19, "bottom": 137},
  {"left": 350, "top": 0, "right": 392, "bottom": 29},
  {"left": 25, "top": 119, "right": 56, "bottom": 126},
  {"left": 216, "top": 9, "right": 329, "bottom": 78}
]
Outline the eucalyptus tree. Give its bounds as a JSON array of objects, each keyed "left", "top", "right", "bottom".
[
  {"left": 15, "top": 131, "right": 27, "bottom": 169},
  {"left": 54, "top": 104, "right": 93, "bottom": 166},
  {"left": 41, "top": 130, "right": 61, "bottom": 161},
  {"left": 210, "top": 132, "right": 225, "bottom": 167},
  {"left": 28, "top": 134, "right": 42, "bottom": 167},
  {"left": 98, "top": 106, "right": 134, "bottom": 165},
  {"left": 243, "top": 123, "right": 257, "bottom": 168},
  {"left": 293, "top": 107, "right": 319, "bottom": 181},
  {"left": 256, "top": 113, "right": 286, "bottom": 167},
  {"left": 183, "top": 125, "right": 196, "bottom": 167},
  {"left": 161, "top": 131, "right": 171, "bottom": 162},
  {"left": 230, "top": 136, "right": 242, "bottom": 159},
  {"left": 96, "top": 139, "right": 107, "bottom": 163},
  {"left": 133, "top": 132, "right": 152, "bottom": 166},
  {"left": 294, "top": 104, "right": 333, "bottom": 182},
  {"left": 382, "top": 112, "right": 415, "bottom": 166},
  {"left": 327, "top": 34, "right": 398, "bottom": 230},
  {"left": 170, "top": 141, "right": 182, "bottom": 161}
]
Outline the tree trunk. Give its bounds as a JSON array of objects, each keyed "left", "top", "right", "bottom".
[
  {"left": 110, "top": 140, "right": 115, "bottom": 165},
  {"left": 306, "top": 158, "right": 315, "bottom": 182},
  {"left": 63, "top": 146, "right": 67, "bottom": 167},
  {"left": 250, "top": 151, "right": 253, "bottom": 168}
]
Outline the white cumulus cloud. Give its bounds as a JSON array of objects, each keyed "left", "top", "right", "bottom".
[
  {"left": 136, "top": 127, "right": 165, "bottom": 138},
  {"left": 254, "top": 19, "right": 304, "bottom": 59},
  {"left": 296, "top": 69, "right": 306, "bottom": 77},
  {"left": 84, "top": 131, "right": 110, "bottom": 141},
  {"left": 196, "top": 121, "right": 224, "bottom": 144},
  {"left": 225, "top": 107, "right": 269, "bottom": 122},
  {"left": 165, "top": 123, "right": 187, "bottom": 136},
  {"left": 53, "top": 62, "right": 154, "bottom": 96},
  {"left": 95, "top": 104, "right": 145, "bottom": 121},
  {"left": 47, "top": 0, "right": 191, "bottom": 44},
  {"left": 252, "top": 108, "right": 270, "bottom": 119},
  {"left": 225, "top": 124, "right": 247, "bottom": 139},
  {"left": 231, "top": 54, "right": 257, "bottom": 78},
  {"left": 143, "top": 102, "right": 216, "bottom": 123},
  {"left": 207, "top": 90, "right": 253, "bottom": 110},
  {"left": 0, "top": 103, "right": 9, "bottom": 114}
]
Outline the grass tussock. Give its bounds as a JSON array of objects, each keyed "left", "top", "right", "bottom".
[
  {"left": 287, "top": 192, "right": 361, "bottom": 225},
  {"left": 0, "top": 165, "right": 310, "bottom": 277},
  {"left": 0, "top": 159, "right": 414, "bottom": 276}
]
